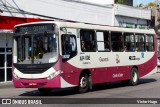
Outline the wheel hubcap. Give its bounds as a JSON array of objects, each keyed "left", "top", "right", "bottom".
[
  {"left": 80, "top": 77, "right": 87, "bottom": 88},
  {"left": 133, "top": 72, "right": 137, "bottom": 82}
]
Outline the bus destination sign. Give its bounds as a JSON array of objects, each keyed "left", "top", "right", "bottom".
[{"left": 15, "top": 24, "right": 54, "bottom": 34}]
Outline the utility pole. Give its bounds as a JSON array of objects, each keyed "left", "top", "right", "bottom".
[{"left": 155, "top": 0, "right": 158, "bottom": 26}]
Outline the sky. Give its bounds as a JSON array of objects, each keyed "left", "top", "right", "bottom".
[
  {"left": 81, "top": 0, "right": 156, "bottom": 6},
  {"left": 133, "top": 0, "right": 155, "bottom": 6}
]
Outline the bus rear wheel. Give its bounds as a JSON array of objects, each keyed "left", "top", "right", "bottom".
[
  {"left": 38, "top": 88, "right": 52, "bottom": 95},
  {"left": 130, "top": 68, "right": 139, "bottom": 86},
  {"left": 78, "top": 74, "right": 89, "bottom": 93}
]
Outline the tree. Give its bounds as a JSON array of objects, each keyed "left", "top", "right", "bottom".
[
  {"left": 147, "top": 2, "right": 156, "bottom": 7},
  {"left": 136, "top": 3, "right": 144, "bottom": 7},
  {"left": 139, "top": 3, "right": 144, "bottom": 7}
]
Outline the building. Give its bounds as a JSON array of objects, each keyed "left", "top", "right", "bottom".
[
  {"left": 0, "top": 16, "right": 45, "bottom": 82},
  {"left": 114, "top": 4, "right": 151, "bottom": 29},
  {"left": 81, "top": 0, "right": 133, "bottom": 6},
  {"left": 0, "top": 0, "right": 152, "bottom": 83},
  {"left": 115, "top": 0, "right": 133, "bottom": 6}
]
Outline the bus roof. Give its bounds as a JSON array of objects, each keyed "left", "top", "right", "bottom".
[{"left": 14, "top": 21, "right": 155, "bottom": 35}]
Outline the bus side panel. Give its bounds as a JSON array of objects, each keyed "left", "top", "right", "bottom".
[
  {"left": 90, "top": 68, "right": 107, "bottom": 84},
  {"left": 112, "top": 66, "right": 131, "bottom": 81},
  {"left": 139, "top": 35, "right": 157, "bottom": 77},
  {"left": 59, "top": 52, "right": 157, "bottom": 87},
  {"left": 139, "top": 55, "right": 157, "bottom": 77},
  {"left": 61, "top": 61, "right": 82, "bottom": 86}
]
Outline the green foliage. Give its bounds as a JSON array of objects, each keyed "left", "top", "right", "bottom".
[
  {"left": 135, "top": 2, "right": 156, "bottom": 7},
  {"left": 147, "top": 2, "right": 156, "bottom": 7},
  {"left": 136, "top": 3, "right": 144, "bottom": 7},
  {"left": 139, "top": 3, "right": 144, "bottom": 7}
]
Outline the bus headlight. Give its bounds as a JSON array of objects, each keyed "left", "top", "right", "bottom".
[
  {"left": 13, "top": 72, "right": 20, "bottom": 80},
  {"left": 47, "top": 70, "right": 62, "bottom": 80}
]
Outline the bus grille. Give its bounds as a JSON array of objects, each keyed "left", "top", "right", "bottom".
[
  {"left": 18, "top": 68, "right": 49, "bottom": 74},
  {"left": 13, "top": 63, "right": 54, "bottom": 74}
]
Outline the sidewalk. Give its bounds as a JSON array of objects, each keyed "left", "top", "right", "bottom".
[{"left": 0, "top": 82, "right": 13, "bottom": 89}]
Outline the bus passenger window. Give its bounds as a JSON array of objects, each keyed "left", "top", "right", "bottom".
[
  {"left": 135, "top": 34, "right": 145, "bottom": 52},
  {"left": 124, "top": 33, "right": 135, "bottom": 52},
  {"left": 81, "top": 41, "right": 87, "bottom": 51},
  {"left": 146, "top": 35, "right": 154, "bottom": 51},
  {"left": 80, "top": 29, "right": 96, "bottom": 52},
  {"left": 111, "top": 32, "right": 123, "bottom": 52},
  {"left": 96, "top": 31, "right": 110, "bottom": 52}
]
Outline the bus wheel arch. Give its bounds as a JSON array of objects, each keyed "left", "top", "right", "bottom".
[
  {"left": 77, "top": 69, "right": 92, "bottom": 93},
  {"left": 130, "top": 66, "right": 139, "bottom": 86}
]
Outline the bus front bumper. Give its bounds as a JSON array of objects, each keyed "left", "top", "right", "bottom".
[{"left": 13, "top": 75, "right": 61, "bottom": 88}]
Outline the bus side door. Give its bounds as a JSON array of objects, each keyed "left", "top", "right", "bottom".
[{"left": 60, "top": 28, "right": 79, "bottom": 85}]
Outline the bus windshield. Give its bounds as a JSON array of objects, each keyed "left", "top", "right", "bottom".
[{"left": 13, "top": 33, "right": 58, "bottom": 64}]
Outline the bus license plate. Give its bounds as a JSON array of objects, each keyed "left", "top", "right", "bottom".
[{"left": 29, "top": 83, "right": 37, "bottom": 86}]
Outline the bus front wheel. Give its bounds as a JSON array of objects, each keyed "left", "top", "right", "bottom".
[
  {"left": 38, "top": 88, "right": 52, "bottom": 95},
  {"left": 130, "top": 68, "right": 139, "bottom": 86},
  {"left": 78, "top": 74, "right": 89, "bottom": 93}
]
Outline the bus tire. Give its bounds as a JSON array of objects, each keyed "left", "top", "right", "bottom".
[
  {"left": 38, "top": 88, "right": 52, "bottom": 95},
  {"left": 78, "top": 74, "right": 89, "bottom": 93},
  {"left": 130, "top": 68, "right": 139, "bottom": 86}
]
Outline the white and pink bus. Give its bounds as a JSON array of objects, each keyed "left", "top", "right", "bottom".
[{"left": 12, "top": 21, "right": 157, "bottom": 94}]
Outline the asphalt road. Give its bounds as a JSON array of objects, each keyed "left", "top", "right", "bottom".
[{"left": 1, "top": 73, "right": 160, "bottom": 107}]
